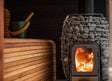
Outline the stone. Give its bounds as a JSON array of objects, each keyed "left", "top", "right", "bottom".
[
  {"left": 76, "top": 33, "right": 81, "bottom": 37},
  {"left": 83, "top": 27, "right": 89, "bottom": 33},
  {"left": 79, "top": 15, "right": 85, "bottom": 21},
  {"left": 83, "top": 39, "right": 88, "bottom": 42},
  {"left": 67, "top": 33, "right": 72, "bottom": 38},
  {"left": 89, "top": 32, "right": 95, "bottom": 39},
  {"left": 101, "top": 20, "right": 105, "bottom": 24},
  {"left": 67, "top": 27, "right": 73, "bottom": 32},
  {"left": 73, "top": 36, "right": 77, "bottom": 41},
  {"left": 82, "top": 33, "right": 89, "bottom": 39},
  {"left": 95, "top": 40, "right": 100, "bottom": 44},
  {"left": 95, "top": 28, "right": 101, "bottom": 32},
  {"left": 89, "top": 39, "right": 95, "bottom": 42},
  {"left": 97, "top": 33, "right": 102, "bottom": 37},
  {"left": 74, "top": 26, "right": 80, "bottom": 31},
  {"left": 95, "top": 36, "right": 101, "bottom": 40},
  {"left": 79, "top": 24, "right": 84, "bottom": 32},
  {"left": 103, "top": 50, "right": 109, "bottom": 54},
  {"left": 77, "top": 38, "right": 83, "bottom": 41},
  {"left": 71, "top": 21, "right": 80, "bottom": 25}
]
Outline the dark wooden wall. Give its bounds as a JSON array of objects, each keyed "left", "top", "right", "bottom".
[{"left": 5, "top": 0, "right": 106, "bottom": 79}]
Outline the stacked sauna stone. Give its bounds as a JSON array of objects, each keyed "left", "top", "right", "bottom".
[{"left": 61, "top": 14, "right": 109, "bottom": 81}]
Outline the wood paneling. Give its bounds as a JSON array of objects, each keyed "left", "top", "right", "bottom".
[
  {"left": 108, "top": 0, "right": 112, "bottom": 80},
  {"left": 4, "top": 38, "right": 56, "bottom": 81},
  {"left": 109, "top": 0, "right": 112, "bottom": 67},
  {"left": 0, "top": 0, "right": 4, "bottom": 80}
]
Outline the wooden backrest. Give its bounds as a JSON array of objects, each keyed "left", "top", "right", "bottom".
[{"left": 4, "top": 38, "right": 56, "bottom": 81}]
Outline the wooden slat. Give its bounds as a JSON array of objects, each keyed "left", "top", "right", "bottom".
[
  {"left": 4, "top": 42, "right": 53, "bottom": 48},
  {"left": 4, "top": 61, "right": 52, "bottom": 79},
  {"left": 4, "top": 52, "right": 52, "bottom": 63},
  {"left": 4, "top": 57, "right": 52, "bottom": 73},
  {"left": 26, "top": 70, "right": 52, "bottom": 81},
  {"left": 4, "top": 49, "right": 53, "bottom": 58},
  {"left": 4, "top": 62, "right": 52, "bottom": 81},
  {"left": 4, "top": 46, "right": 53, "bottom": 53},
  {"left": 0, "top": 0, "right": 4, "bottom": 80},
  {"left": 14, "top": 67, "right": 52, "bottom": 81},
  {"left": 23, "top": 70, "right": 52, "bottom": 81},
  {"left": 25, "top": 69, "right": 52, "bottom": 81},
  {"left": 4, "top": 38, "right": 53, "bottom": 43},
  {"left": 4, "top": 55, "right": 51, "bottom": 68},
  {"left": 33, "top": 72, "right": 53, "bottom": 81}
]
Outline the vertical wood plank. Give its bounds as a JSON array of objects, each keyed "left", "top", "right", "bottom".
[
  {"left": 0, "top": 0, "right": 4, "bottom": 80},
  {"left": 108, "top": 0, "right": 112, "bottom": 80}
]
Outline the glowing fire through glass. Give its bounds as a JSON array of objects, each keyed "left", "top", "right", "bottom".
[{"left": 75, "top": 46, "right": 94, "bottom": 72}]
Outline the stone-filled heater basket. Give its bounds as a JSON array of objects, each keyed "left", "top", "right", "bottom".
[{"left": 61, "top": 13, "right": 109, "bottom": 81}]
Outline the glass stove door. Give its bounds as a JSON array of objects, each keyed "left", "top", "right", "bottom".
[{"left": 75, "top": 46, "right": 94, "bottom": 72}]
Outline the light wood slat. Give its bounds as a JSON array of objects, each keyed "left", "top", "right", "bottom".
[
  {"left": 4, "top": 61, "right": 52, "bottom": 79},
  {"left": 4, "top": 38, "right": 53, "bottom": 43},
  {"left": 4, "top": 52, "right": 52, "bottom": 63},
  {"left": 14, "top": 67, "right": 52, "bottom": 81},
  {"left": 4, "top": 42, "right": 53, "bottom": 48},
  {"left": 4, "top": 57, "right": 52, "bottom": 73},
  {"left": 29, "top": 71, "right": 52, "bottom": 81},
  {"left": 25, "top": 70, "right": 52, "bottom": 81},
  {"left": 39, "top": 69, "right": 53, "bottom": 81},
  {"left": 4, "top": 49, "right": 53, "bottom": 58},
  {"left": 25, "top": 71, "right": 52, "bottom": 81},
  {"left": 24, "top": 69, "right": 52, "bottom": 81},
  {"left": 16, "top": 69, "right": 52, "bottom": 81},
  {"left": 4, "top": 46, "right": 53, "bottom": 53},
  {"left": 4, "top": 63, "right": 52, "bottom": 81},
  {"left": 4, "top": 55, "right": 51, "bottom": 68},
  {"left": 32, "top": 72, "right": 52, "bottom": 81}
]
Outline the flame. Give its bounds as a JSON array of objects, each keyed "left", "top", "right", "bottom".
[{"left": 75, "top": 48, "right": 94, "bottom": 72}]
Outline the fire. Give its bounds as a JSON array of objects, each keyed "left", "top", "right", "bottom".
[{"left": 75, "top": 48, "right": 94, "bottom": 72}]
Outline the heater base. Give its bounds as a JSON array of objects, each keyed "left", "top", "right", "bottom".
[{"left": 72, "top": 77, "right": 98, "bottom": 81}]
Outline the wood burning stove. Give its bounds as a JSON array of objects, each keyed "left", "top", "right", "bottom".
[
  {"left": 61, "top": 14, "right": 109, "bottom": 81},
  {"left": 61, "top": 0, "right": 109, "bottom": 81},
  {"left": 61, "top": 13, "right": 109, "bottom": 81}
]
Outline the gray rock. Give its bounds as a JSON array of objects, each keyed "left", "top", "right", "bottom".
[
  {"left": 82, "top": 33, "right": 89, "bottom": 38},
  {"left": 83, "top": 27, "right": 89, "bottom": 33}
]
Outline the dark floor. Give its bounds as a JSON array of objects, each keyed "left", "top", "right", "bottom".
[{"left": 56, "top": 79, "right": 67, "bottom": 81}]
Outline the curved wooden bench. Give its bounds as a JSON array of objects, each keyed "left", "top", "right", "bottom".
[{"left": 4, "top": 38, "right": 56, "bottom": 81}]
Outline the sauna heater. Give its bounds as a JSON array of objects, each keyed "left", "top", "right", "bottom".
[{"left": 61, "top": 0, "right": 109, "bottom": 81}]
